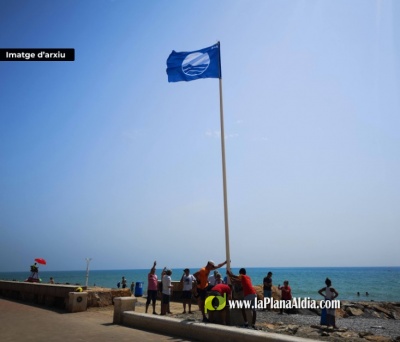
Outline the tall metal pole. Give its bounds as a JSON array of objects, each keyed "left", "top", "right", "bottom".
[
  {"left": 85, "top": 258, "right": 92, "bottom": 288},
  {"left": 218, "top": 75, "right": 231, "bottom": 272}
]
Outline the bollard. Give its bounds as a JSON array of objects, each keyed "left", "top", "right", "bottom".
[
  {"left": 113, "top": 297, "right": 137, "bottom": 324},
  {"left": 67, "top": 292, "right": 88, "bottom": 313}
]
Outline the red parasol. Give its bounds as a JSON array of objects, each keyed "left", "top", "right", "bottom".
[{"left": 34, "top": 258, "right": 47, "bottom": 265}]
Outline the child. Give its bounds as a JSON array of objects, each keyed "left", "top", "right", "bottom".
[{"left": 278, "top": 280, "right": 292, "bottom": 314}]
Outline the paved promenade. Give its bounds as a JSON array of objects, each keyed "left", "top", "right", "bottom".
[{"left": 0, "top": 298, "right": 191, "bottom": 342}]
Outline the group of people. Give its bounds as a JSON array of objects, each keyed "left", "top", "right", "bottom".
[
  {"left": 145, "top": 260, "right": 229, "bottom": 318},
  {"left": 117, "top": 276, "right": 127, "bottom": 289},
  {"left": 144, "top": 261, "right": 174, "bottom": 315},
  {"left": 144, "top": 260, "right": 259, "bottom": 329},
  {"left": 116, "top": 276, "right": 135, "bottom": 293},
  {"left": 264, "top": 271, "right": 339, "bottom": 329},
  {"left": 143, "top": 261, "right": 339, "bottom": 330},
  {"left": 262, "top": 271, "right": 293, "bottom": 314}
]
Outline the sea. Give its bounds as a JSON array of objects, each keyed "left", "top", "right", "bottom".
[{"left": 1, "top": 267, "right": 399, "bottom": 302}]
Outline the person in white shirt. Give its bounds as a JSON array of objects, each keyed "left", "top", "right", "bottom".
[
  {"left": 208, "top": 270, "right": 219, "bottom": 287},
  {"left": 180, "top": 268, "right": 196, "bottom": 313},
  {"left": 161, "top": 269, "right": 174, "bottom": 315},
  {"left": 318, "top": 277, "right": 339, "bottom": 329}
]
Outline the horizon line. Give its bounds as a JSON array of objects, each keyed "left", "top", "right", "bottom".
[{"left": 1, "top": 265, "right": 399, "bottom": 273}]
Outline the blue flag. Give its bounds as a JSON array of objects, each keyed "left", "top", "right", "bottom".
[{"left": 166, "top": 43, "right": 221, "bottom": 82}]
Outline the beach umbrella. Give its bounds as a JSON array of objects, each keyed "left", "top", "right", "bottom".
[{"left": 34, "top": 258, "right": 47, "bottom": 265}]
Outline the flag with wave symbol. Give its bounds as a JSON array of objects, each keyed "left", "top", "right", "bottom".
[{"left": 166, "top": 43, "right": 221, "bottom": 82}]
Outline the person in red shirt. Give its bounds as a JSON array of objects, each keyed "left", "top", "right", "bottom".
[
  {"left": 278, "top": 280, "right": 292, "bottom": 314},
  {"left": 211, "top": 283, "right": 232, "bottom": 299},
  {"left": 210, "top": 283, "right": 232, "bottom": 325},
  {"left": 227, "top": 268, "right": 258, "bottom": 329}
]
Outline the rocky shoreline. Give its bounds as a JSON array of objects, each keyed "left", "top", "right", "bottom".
[
  {"left": 136, "top": 298, "right": 400, "bottom": 341},
  {"left": 253, "top": 301, "right": 400, "bottom": 342},
  {"left": 87, "top": 287, "right": 400, "bottom": 341}
]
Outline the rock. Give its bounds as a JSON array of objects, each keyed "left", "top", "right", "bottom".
[
  {"left": 310, "top": 324, "right": 322, "bottom": 329},
  {"left": 344, "top": 303, "right": 365, "bottom": 310},
  {"left": 337, "top": 307, "right": 349, "bottom": 318},
  {"left": 364, "top": 336, "right": 393, "bottom": 342},
  {"left": 286, "top": 324, "right": 299, "bottom": 334},
  {"left": 297, "top": 326, "right": 322, "bottom": 339},
  {"left": 375, "top": 306, "right": 393, "bottom": 319},
  {"left": 263, "top": 323, "right": 276, "bottom": 330},
  {"left": 346, "top": 307, "right": 364, "bottom": 316},
  {"left": 333, "top": 331, "right": 360, "bottom": 339},
  {"left": 359, "top": 331, "right": 373, "bottom": 338},
  {"left": 87, "top": 288, "right": 131, "bottom": 307},
  {"left": 253, "top": 284, "right": 281, "bottom": 301},
  {"left": 276, "top": 324, "right": 299, "bottom": 335},
  {"left": 321, "top": 331, "right": 330, "bottom": 336},
  {"left": 363, "top": 309, "right": 383, "bottom": 319}
]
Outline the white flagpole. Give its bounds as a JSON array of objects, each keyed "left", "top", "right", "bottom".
[
  {"left": 85, "top": 258, "right": 92, "bottom": 288},
  {"left": 217, "top": 44, "right": 231, "bottom": 271}
]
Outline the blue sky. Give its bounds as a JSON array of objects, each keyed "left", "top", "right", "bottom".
[{"left": 1, "top": 0, "right": 399, "bottom": 272}]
